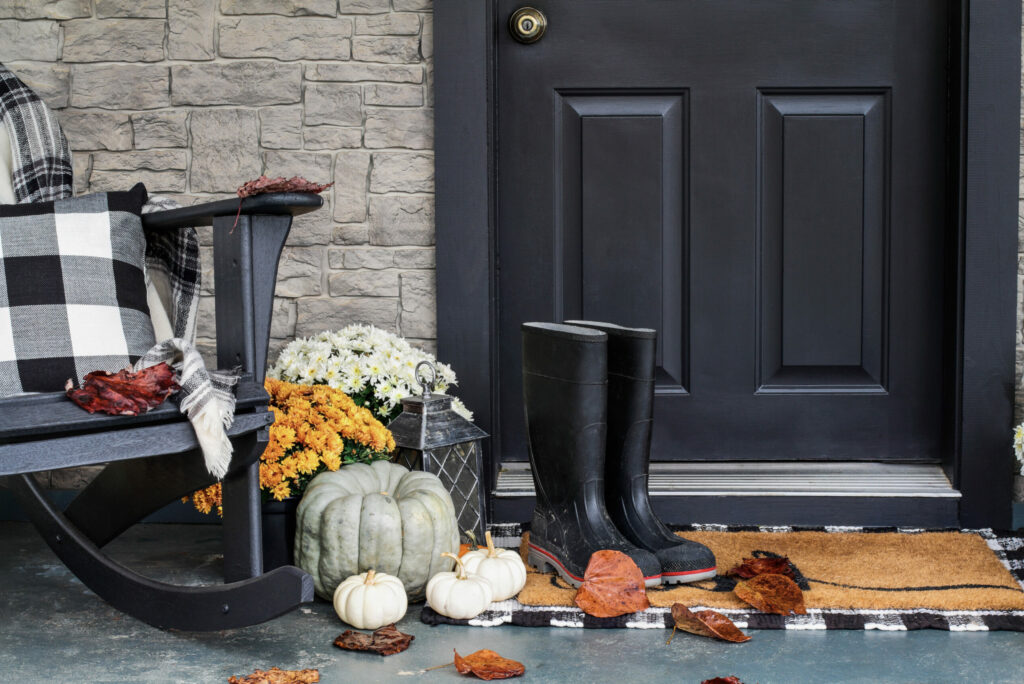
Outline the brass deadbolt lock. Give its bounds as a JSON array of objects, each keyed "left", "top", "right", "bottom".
[{"left": 509, "top": 7, "right": 547, "bottom": 44}]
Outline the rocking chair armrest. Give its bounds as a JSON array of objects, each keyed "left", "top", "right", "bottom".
[{"left": 140, "top": 193, "right": 323, "bottom": 231}]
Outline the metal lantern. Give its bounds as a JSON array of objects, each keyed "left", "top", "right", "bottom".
[{"left": 389, "top": 361, "right": 489, "bottom": 542}]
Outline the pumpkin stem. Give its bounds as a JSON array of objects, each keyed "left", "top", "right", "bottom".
[
  {"left": 364, "top": 569, "right": 376, "bottom": 585},
  {"left": 485, "top": 530, "right": 498, "bottom": 557},
  {"left": 441, "top": 552, "right": 468, "bottom": 580}
]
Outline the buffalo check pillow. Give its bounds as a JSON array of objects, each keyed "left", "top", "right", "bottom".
[{"left": 0, "top": 182, "right": 156, "bottom": 395}]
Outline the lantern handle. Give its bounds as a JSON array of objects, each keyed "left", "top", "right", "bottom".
[{"left": 415, "top": 360, "right": 437, "bottom": 396}]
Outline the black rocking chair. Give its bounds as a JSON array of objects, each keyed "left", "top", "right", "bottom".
[{"left": 0, "top": 194, "right": 320, "bottom": 631}]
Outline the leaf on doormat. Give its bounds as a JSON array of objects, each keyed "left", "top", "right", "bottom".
[
  {"left": 701, "top": 677, "right": 745, "bottom": 684},
  {"left": 453, "top": 649, "right": 525, "bottom": 680},
  {"left": 66, "top": 363, "right": 177, "bottom": 416},
  {"left": 725, "top": 557, "right": 796, "bottom": 580},
  {"left": 669, "top": 603, "right": 751, "bottom": 643},
  {"left": 333, "top": 623, "right": 414, "bottom": 656},
  {"left": 227, "top": 667, "right": 319, "bottom": 684},
  {"left": 237, "top": 175, "right": 334, "bottom": 198},
  {"left": 733, "top": 574, "right": 807, "bottom": 615},
  {"left": 573, "top": 549, "right": 650, "bottom": 618}
]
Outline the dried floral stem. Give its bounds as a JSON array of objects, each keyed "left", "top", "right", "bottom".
[
  {"left": 666, "top": 625, "right": 678, "bottom": 645},
  {"left": 423, "top": 663, "right": 454, "bottom": 672}
]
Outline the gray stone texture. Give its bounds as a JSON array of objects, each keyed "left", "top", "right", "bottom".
[
  {"left": 168, "top": 0, "right": 216, "bottom": 60},
  {"left": 189, "top": 109, "right": 260, "bottom": 193},
  {"left": 218, "top": 16, "right": 352, "bottom": 61},
  {"left": 368, "top": 195, "right": 434, "bottom": 246},
  {"left": 329, "top": 269, "right": 400, "bottom": 297},
  {"left": 306, "top": 62, "right": 422, "bottom": 83},
  {"left": 58, "top": 111, "right": 133, "bottom": 151},
  {"left": 96, "top": 0, "right": 166, "bottom": 18},
  {"left": 63, "top": 19, "right": 167, "bottom": 62},
  {"left": 352, "top": 36, "right": 421, "bottom": 63},
  {"left": 0, "top": 0, "right": 89, "bottom": 19},
  {"left": 276, "top": 247, "right": 325, "bottom": 297},
  {"left": 221, "top": 0, "right": 337, "bottom": 16},
  {"left": 262, "top": 150, "right": 332, "bottom": 184},
  {"left": 400, "top": 270, "right": 436, "bottom": 338},
  {"left": 6, "top": 62, "right": 70, "bottom": 108},
  {"left": 259, "top": 107, "right": 303, "bottom": 150},
  {"left": 132, "top": 111, "right": 189, "bottom": 149},
  {"left": 355, "top": 13, "right": 420, "bottom": 35},
  {"left": 296, "top": 296, "right": 400, "bottom": 336},
  {"left": 172, "top": 62, "right": 302, "bottom": 106},
  {"left": 71, "top": 65, "right": 170, "bottom": 109},
  {"left": 369, "top": 152, "right": 434, "bottom": 193},
  {"left": 92, "top": 150, "right": 188, "bottom": 171},
  {"left": 364, "top": 107, "right": 433, "bottom": 149},
  {"left": 364, "top": 83, "right": 423, "bottom": 106},
  {"left": 89, "top": 169, "right": 186, "bottom": 192},
  {"left": 0, "top": 20, "right": 60, "bottom": 61},
  {"left": 304, "top": 83, "right": 362, "bottom": 126},
  {"left": 333, "top": 151, "right": 370, "bottom": 222},
  {"left": 338, "top": 0, "right": 390, "bottom": 14},
  {"left": 304, "top": 126, "right": 362, "bottom": 150}
]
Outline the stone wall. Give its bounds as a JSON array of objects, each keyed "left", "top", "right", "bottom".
[{"left": 2, "top": 0, "right": 434, "bottom": 488}]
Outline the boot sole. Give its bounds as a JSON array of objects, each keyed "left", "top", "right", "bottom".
[
  {"left": 527, "top": 542, "right": 663, "bottom": 589},
  {"left": 661, "top": 567, "right": 718, "bottom": 584}
]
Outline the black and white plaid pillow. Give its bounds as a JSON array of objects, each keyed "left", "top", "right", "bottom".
[{"left": 0, "top": 182, "right": 155, "bottom": 395}]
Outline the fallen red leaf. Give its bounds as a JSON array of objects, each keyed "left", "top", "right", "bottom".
[
  {"left": 669, "top": 603, "right": 751, "bottom": 643},
  {"left": 227, "top": 667, "right": 319, "bottom": 684},
  {"left": 573, "top": 549, "right": 650, "bottom": 618},
  {"left": 726, "top": 557, "right": 796, "bottom": 580},
  {"left": 733, "top": 574, "right": 807, "bottom": 615},
  {"left": 237, "top": 175, "right": 333, "bottom": 198},
  {"left": 333, "top": 623, "right": 414, "bottom": 656},
  {"left": 65, "top": 363, "right": 177, "bottom": 416},
  {"left": 453, "top": 649, "right": 525, "bottom": 680},
  {"left": 702, "top": 677, "right": 745, "bottom": 684}
]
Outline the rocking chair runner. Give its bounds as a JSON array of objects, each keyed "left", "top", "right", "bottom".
[{"left": 0, "top": 193, "right": 320, "bottom": 630}]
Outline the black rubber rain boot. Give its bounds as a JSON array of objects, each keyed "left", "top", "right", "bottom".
[
  {"left": 566, "top": 321, "right": 717, "bottom": 584},
  {"left": 521, "top": 322, "right": 662, "bottom": 588}
]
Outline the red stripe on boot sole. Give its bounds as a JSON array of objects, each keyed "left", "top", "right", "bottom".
[
  {"left": 662, "top": 567, "right": 717, "bottom": 577},
  {"left": 528, "top": 542, "right": 662, "bottom": 582}
]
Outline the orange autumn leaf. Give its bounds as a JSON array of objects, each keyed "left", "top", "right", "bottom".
[
  {"left": 458, "top": 543, "right": 482, "bottom": 557},
  {"left": 702, "top": 678, "right": 745, "bottom": 684},
  {"left": 669, "top": 604, "right": 751, "bottom": 643},
  {"left": 453, "top": 649, "right": 525, "bottom": 680},
  {"left": 573, "top": 549, "right": 650, "bottom": 618},
  {"left": 725, "top": 557, "right": 795, "bottom": 580},
  {"left": 227, "top": 667, "right": 319, "bottom": 684},
  {"left": 733, "top": 573, "right": 807, "bottom": 615}
]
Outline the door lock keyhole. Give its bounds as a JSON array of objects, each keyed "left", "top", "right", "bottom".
[{"left": 510, "top": 7, "right": 547, "bottom": 44}]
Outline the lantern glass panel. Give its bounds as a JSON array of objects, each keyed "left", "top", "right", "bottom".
[{"left": 396, "top": 441, "right": 484, "bottom": 541}]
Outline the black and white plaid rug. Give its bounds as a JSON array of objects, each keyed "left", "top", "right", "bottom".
[{"left": 420, "top": 523, "right": 1024, "bottom": 632}]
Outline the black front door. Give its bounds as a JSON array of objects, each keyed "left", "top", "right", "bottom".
[{"left": 496, "top": 1, "right": 951, "bottom": 463}]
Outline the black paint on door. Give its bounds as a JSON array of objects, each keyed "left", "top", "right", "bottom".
[{"left": 496, "top": 1, "right": 950, "bottom": 462}]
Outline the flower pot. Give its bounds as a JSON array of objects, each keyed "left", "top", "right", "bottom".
[{"left": 261, "top": 497, "right": 299, "bottom": 571}]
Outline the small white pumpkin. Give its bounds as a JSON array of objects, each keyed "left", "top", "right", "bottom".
[
  {"left": 332, "top": 569, "right": 408, "bottom": 630},
  {"left": 459, "top": 531, "right": 527, "bottom": 601},
  {"left": 424, "top": 552, "right": 494, "bottom": 620}
]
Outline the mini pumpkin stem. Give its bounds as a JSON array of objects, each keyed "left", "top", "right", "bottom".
[
  {"left": 485, "top": 530, "right": 498, "bottom": 557},
  {"left": 364, "top": 569, "right": 376, "bottom": 585},
  {"left": 441, "top": 552, "right": 468, "bottom": 580}
]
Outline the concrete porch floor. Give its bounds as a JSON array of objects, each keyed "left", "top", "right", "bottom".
[{"left": 1, "top": 521, "right": 1023, "bottom": 684}]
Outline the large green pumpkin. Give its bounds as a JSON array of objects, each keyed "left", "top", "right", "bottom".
[{"left": 295, "top": 461, "right": 458, "bottom": 601}]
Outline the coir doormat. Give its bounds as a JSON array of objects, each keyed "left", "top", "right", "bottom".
[{"left": 420, "top": 523, "right": 1024, "bottom": 631}]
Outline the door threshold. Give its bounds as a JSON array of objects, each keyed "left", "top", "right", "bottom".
[{"left": 492, "top": 461, "right": 960, "bottom": 527}]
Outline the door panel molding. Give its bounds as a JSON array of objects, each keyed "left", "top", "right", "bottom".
[
  {"left": 435, "top": 0, "right": 1022, "bottom": 528},
  {"left": 756, "top": 90, "right": 890, "bottom": 393},
  {"left": 554, "top": 91, "right": 689, "bottom": 390}
]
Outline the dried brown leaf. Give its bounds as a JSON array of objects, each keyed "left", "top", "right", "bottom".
[
  {"left": 333, "top": 623, "right": 414, "bottom": 656},
  {"left": 573, "top": 549, "right": 650, "bottom": 618},
  {"left": 237, "top": 175, "right": 333, "bottom": 198},
  {"left": 669, "top": 603, "right": 751, "bottom": 643},
  {"left": 66, "top": 363, "right": 177, "bottom": 416},
  {"left": 701, "top": 677, "right": 745, "bottom": 684},
  {"left": 725, "top": 557, "right": 795, "bottom": 580},
  {"left": 453, "top": 649, "right": 525, "bottom": 680},
  {"left": 227, "top": 667, "right": 319, "bottom": 684},
  {"left": 733, "top": 573, "right": 807, "bottom": 615}
]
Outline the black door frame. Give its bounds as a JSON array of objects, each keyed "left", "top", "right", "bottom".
[{"left": 434, "top": 0, "right": 1022, "bottom": 528}]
